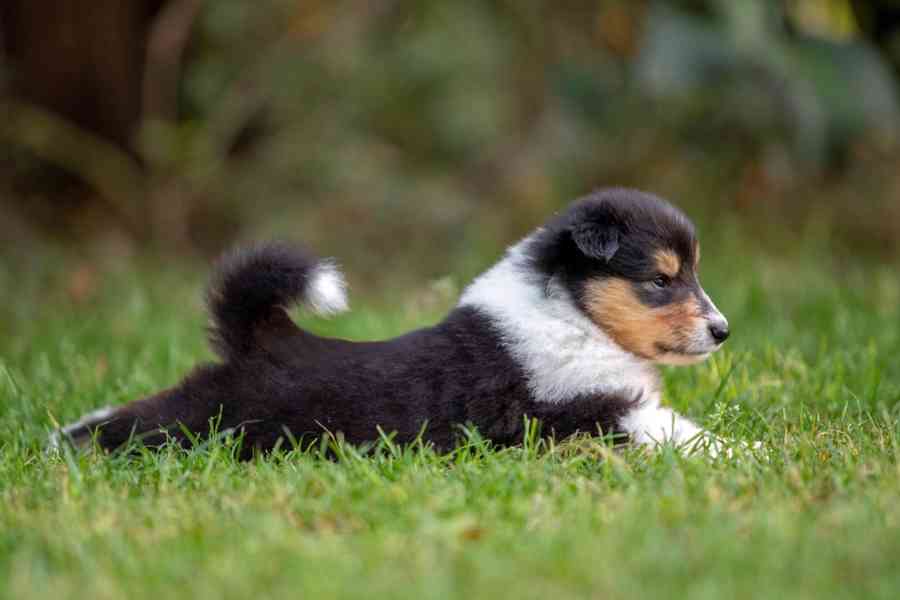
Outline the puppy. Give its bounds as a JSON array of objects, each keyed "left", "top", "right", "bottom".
[{"left": 53, "top": 188, "right": 733, "bottom": 457}]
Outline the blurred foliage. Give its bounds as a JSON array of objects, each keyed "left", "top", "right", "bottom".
[{"left": 2, "top": 0, "right": 900, "bottom": 286}]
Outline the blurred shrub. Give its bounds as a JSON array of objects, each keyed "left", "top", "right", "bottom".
[
  {"left": 636, "top": 2, "right": 899, "bottom": 163},
  {"left": 2, "top": 0, "right": 900, "bottom": 277}
]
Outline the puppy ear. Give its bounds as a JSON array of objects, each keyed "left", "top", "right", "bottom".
[{"left": 571, "top": 221, "right": 620, "bottom": 262}]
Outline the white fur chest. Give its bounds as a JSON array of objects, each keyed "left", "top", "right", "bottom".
[{"left": 458, "top": 243, "right": 660, "bottom": 405}]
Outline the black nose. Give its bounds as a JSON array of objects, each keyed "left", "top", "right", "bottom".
[{"left": 709, "top": 323, "right": 730, "bottom": 343}]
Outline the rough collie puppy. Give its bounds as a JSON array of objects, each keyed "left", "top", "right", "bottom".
[{"left": 54, "top": 188, "right": 734, "bottom": 457}]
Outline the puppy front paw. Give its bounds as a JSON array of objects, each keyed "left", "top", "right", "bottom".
[{"left": 685, "top": 436, "right": 767, "bottom": 460}]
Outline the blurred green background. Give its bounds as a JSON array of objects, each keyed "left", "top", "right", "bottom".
[{"left": 2, "top": 0, "right": 899, "bottom": 293}]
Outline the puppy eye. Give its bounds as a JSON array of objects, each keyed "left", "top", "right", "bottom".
[{"left": 652, "top": 275, "right": 671, "bottom": 289}]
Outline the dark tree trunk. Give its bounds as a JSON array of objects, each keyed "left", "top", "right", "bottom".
[
  {"left": 851, "top": 0, "right": 900, "bottom": 75},
  {"left": 1, "top": 0, "right": 166, "bottom": 152}
]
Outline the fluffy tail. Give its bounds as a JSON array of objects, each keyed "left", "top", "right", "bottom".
[{"left": 206, "top": 242, "right": 348, "bottom": 360}]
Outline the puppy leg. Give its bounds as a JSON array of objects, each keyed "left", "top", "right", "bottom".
[
  {"left": 49, "top": 386, "right": 202, "bottom": 453},
  {"left": 619, "top": 397, "right": 723, "bottom": 456},
  {"left": 48, "top": 406, "right": 116, "bottom": 451},
  {"left": 514, "top": 393, "right": 641, "bottom": 445}
]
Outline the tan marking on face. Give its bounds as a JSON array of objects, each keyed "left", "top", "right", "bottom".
[
  {"left": 693, "top": 242, "right": 701, "bottom": 269},
  {"left": 654, "top": 249, "right": 681, "bottom": 278},
  {"left": 584, "top": 278, "right": 703, "bottom": 361}
]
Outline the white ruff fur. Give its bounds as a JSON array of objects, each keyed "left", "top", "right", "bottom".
[
  {"left": 459, "top": 237, "right": 714, "bottom": 451},
  {"left": 308, "top": 261, "right": 349, "bottom": 315},
  {"left": 459, "top": 238, "right": 659, "bottom": 405}
]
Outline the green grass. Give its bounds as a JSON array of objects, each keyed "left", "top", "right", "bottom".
[{"left": 1, "top": 236, "right": 899, "bottom": 600}]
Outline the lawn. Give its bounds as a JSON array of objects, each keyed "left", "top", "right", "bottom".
[{"left": 1, "top": 229, "right": 899, "bottom": 600}]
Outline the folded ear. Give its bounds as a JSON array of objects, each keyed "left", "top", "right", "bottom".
[{"left": 571, "top": 220, "right": 620, "bottom": 262}]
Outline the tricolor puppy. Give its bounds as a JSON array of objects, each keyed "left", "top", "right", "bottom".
[{"left": 54, "top": 188, "right": 734, "bottom": 457}]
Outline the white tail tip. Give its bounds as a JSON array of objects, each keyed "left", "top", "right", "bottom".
[{"left": 308, "top": 261, "right": 349, "bottom": 315}]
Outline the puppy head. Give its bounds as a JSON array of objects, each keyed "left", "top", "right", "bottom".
[{"left": 529, "top": 188, "right": 729, "bottom": 364}]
